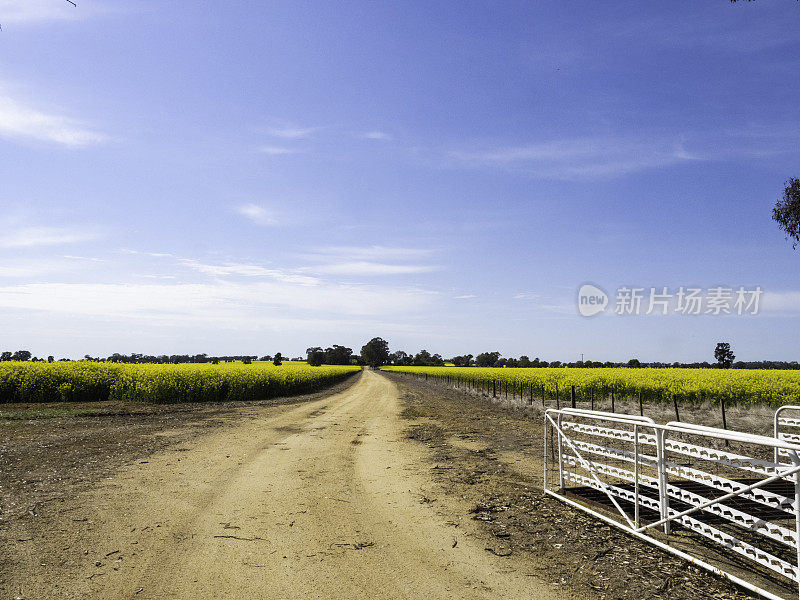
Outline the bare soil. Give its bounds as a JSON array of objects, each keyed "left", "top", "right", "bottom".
[
  {"left": 1, "top": 371, "right": 564, "bottom": 600},
  {"left": 386, "top": 371, "right": 755, "bottom": 600}
]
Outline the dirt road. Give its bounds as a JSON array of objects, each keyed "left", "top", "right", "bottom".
[{"left": 8, "top": 370, "right": 564, "bottom": 600}]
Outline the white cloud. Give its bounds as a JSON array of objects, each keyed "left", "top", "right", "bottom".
[
  {"left": 299, "top": 246, "right": 438, "bottom": 277},
  {"left": 266, "top": 126, "right": 318, "bottom": 140},
  {"left": 0, "top": 94, "right": 106, "bottom": 147},
  {"left": 361, "top": 131, "right": 392, "bottom": 141},
  {"left": 235, "top": 203, "right": 277, "bottom": 226},
  {"left": 311, "top": 246, "right": 433, "bottom": 261},
  {"left": 0, "top": 257, "right": 90, "bottom": 278},
  {"left": 760, "top": 291, "right": 800, "bottom": 313},
  {"left": 0, "top": 279, "right": 438, "bottom": 321},
  {"left": 309, "top": 261, "right": 439, "bottom": 276},
  {"left": 258, "top": 146, "right": 300, "bottom": 155},
  {"left": 451, "top": 136, "right": 700, "bottom": 179},
  {"left": 454, "top": 294, "right": 477, "bottom": 299},
  {"left": 0, "top": 226, "right": 100, "bottom": 248},
  {"left": 178, "top": 259, "right": 320, "bottom": 285},
  {"left": 0, "top": 0, "right": 79, "bottom": 24}
]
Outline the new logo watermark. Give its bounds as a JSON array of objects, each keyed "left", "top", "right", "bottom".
[
  {"left": 577, "top": 284, "right": 609, "bottom": 317},
  {"left": 576, "top": 285, "right": 762, "bottom": 317}
]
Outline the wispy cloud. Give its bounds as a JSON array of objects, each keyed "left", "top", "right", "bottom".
[
  {"left": 0, "top": 94, "right": 107, "bottom": 147},
  {"left": 451, "top": 136, "right": 699, "bottom": 179},
  {"left": 0, "top": 257, "right": 98, "bottom": 278},
  {"left": 258, "top": 146, "right": 301, "bottom": 155},
  {"left": 178, "top": 258, "right": 320, "bottom": 285},
  {"left": 308, "top": 262, "right": 439, "bottom": 276},
  {"left": 0, "top": 0, "right": 79, "bottom": 24},
  {"left": 0, "top": 226, "right": 100, "bottom": 248},
  {"left": 361, "top": 131, "right": 392, "bottom": 141},
  {"left": 312, "top": 246, "right": 433, "bottom": 261},
  {"left": 0, "top": 279, "right": 438, "bottom": 321},
  {"left": 299, "top": 245, "right": 438, "bottom": 277},
  {"left": 454, "top": 294, "right": 477, "bottom": 299},
  {"left": 266, "top": 126, "right": 318, "bottom": 140},
  {"left": 760, "top": 291, "right": 800, "bottom": 313},
  {"left": 234, "top": 203, "right": 277, "bottom": 226}
]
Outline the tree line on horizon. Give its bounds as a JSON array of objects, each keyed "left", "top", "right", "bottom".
[{"left": 2, "top": 341, "right": 798, "bottom": 370}]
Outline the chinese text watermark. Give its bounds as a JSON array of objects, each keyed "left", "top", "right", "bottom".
[{"left": 577, "top": 284, "right": 762, "bottom": 317}]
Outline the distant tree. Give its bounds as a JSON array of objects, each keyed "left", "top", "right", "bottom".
[
  {"left": 12, "top": 350, "right": 32, "bottom": 361},
  {"left": 273, "top": 352, "right": 283, "bottom": 366},
  {"left": 0, "top": 351, "right": 12, "bottom": 361},
  {"left": 518, "top": 355, "right": 531, "bottom": 367},
  {"left": 451, "top": 354, "right": 473, "bottom": 367},
  {"left": 774, "top": 177, "right": 800, "bottom": 249},
  {"left": 475, "top": 351, "right": 501, "bottom": 367},
  {"left": 714, "top": 343, "right": 735, "bottom": 368},
  {"left": 242, "top": 357, "right": 252, "bottom": 364},
  {"left": 389, "top": 350, "right": 410, "bottom": 366},
  {"left": 627, "top": 358, "right": 641, "bottom": 368},
  {"left": 361, "top": 337, "right": 390, "bottom": 367},
  {"left": 430, "top": 353, "right": 445, "bottom": 366},
  {"left": 324, "top": 345, "right": 353, "bottom": 365},
  {"left": 306, "top": 346, "right": 325, "bottom": 366},
  {"left": 413, "top": 349, "right": 432, "bottom": 366},
  {"left": 47, "top": 355, "right": 54, "bottom": 363},
  {"left": 259, "top": 355, "right": 272, "bottom": 362}
]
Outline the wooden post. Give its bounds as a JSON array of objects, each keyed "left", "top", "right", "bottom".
[
  {"left": 591, "top": 388, "right": 594, "bottom": 411},
  {"left": 673, "top": 395, "right": 680, "bottom": 422},
  {"left": 721, "top": 398, "right": 727, "bottom": 430},
  {"left": 529, "top": 383, "right": 533, "bottom": 405},
  {"left": 611, "top": 391, "right": 615, "bottom": 413},
  {"left": 542, "top": 385, "right": 545, "bottom": 407},
  {"left": 492, "top": 380, "right": 496, "bottom": 398},
  {"left": 638, "top": 390, "right": 643, "bottom": 417},
  {"left": 571, "top": 385, "right": 576, "bottom": 408},
  {"left": 555, "top": 383, "right": 560, "bottom": 409}
]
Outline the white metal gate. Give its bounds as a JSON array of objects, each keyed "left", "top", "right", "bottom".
[{"left": 544, "top": 407, "right": 800, "bottom": 600}]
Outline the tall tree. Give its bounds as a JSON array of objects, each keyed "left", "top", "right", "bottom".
[
  {"left": 475, "top": 351, "right": 501, "bottom": 367},
  {"left": 774, "top": 177, "right": 800, "bottom": 249},
  {"left": 272, "top": 352, "right": 283, "bottom": 366},
  {"left": 306, "top": 347, "right": 325, "bottom": 366},
  {"left": 714, "top": 342, "right": 735, "bottom": 369},
  {"left": 361, "top": 337, "right": 390, "bottom": 368}
]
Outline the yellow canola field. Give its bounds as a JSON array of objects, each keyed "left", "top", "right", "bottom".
[
  {"left": 0, "top": 361, "right": 360, "bottom": 404},
  {"left": 381, "top": 366, "right": 800, "bottom": 406}
]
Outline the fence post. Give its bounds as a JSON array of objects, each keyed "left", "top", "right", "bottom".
[
  {"left": 658, "top": 428, "right": 671, "bottom": 535},
  {"left": 673, "top": 395, "right": 680, "bottom": 422},
  {"left": 611, "top": 391, "right": 615, "bottom": 413},
  {"left": 571, "top": 385, "right": 576, "bottom": 408},
  {"left": 591, "top": 388, "right": 594, "bottom": 411},
  {"left": 492, "top": 380, "right": 496, "bottom": 398},
  {"left": 555, "top": 383, "right": 560, "bottom": 409},
  {"left": 721, "top": 398, "right": 728, "bottom": 430},
  {"left": 638, "top": 390, "right": 643, "bottom": 417}
]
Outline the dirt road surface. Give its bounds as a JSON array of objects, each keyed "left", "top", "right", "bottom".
[{"left": 6, "top": 370, "right": 565, "bottom": 600}]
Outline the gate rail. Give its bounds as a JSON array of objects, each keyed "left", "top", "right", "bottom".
[{"left": 544, "top": 407, "right": 800, "bottom": 600}]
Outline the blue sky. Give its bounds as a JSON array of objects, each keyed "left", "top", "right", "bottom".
[{"left": 1, "top": 0, "right": 799, "bottom": 362}]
